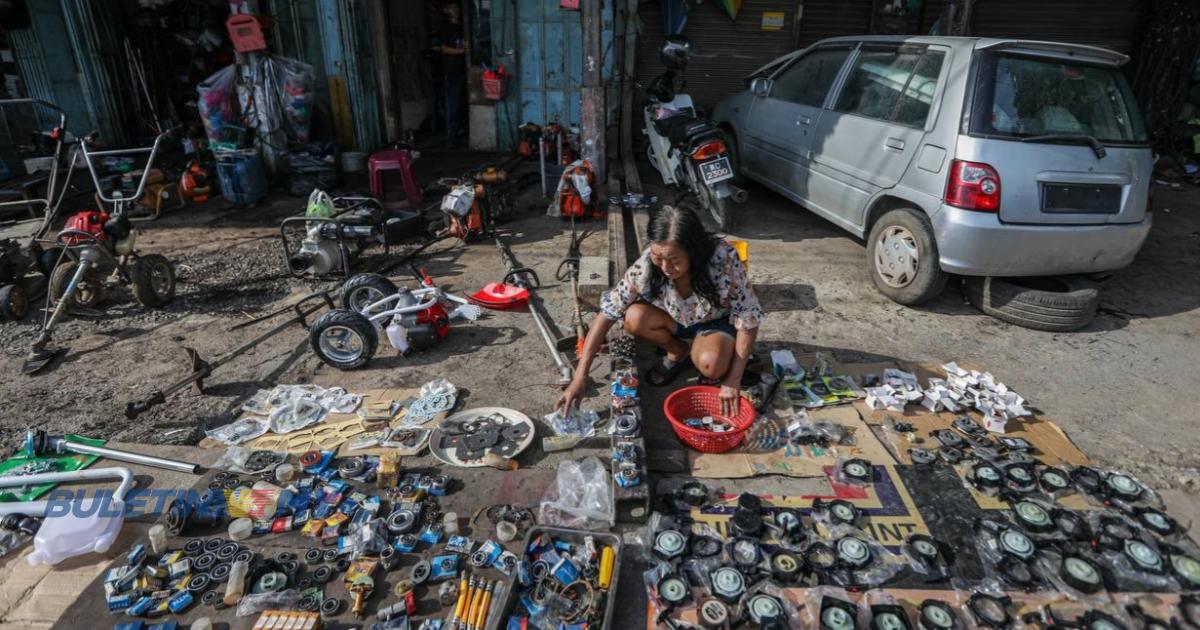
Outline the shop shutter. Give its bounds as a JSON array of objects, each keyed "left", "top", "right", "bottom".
[{"left": 971, "top": 0, "right": 1147, "bottom": 54}]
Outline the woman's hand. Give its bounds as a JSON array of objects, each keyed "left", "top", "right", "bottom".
[
  {"left": 718, "top": 382, "right": 741, "bottom": 417},
  {"left": 555, "top": 377, "right": 587, "bottom": 413}
]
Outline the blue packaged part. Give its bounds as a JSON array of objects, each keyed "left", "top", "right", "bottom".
[
  {"left": 293, "top": 509, "right": 311, "bottom": 527},
  {"left": 339, "top": 497, "right": 359, "bottom": 515},
  {"left": 360, "top": 495, "right": 382, "bottom": 515},
  {"left": 146, "top": 623, "right": 179, "bottom": 630},
  {"left": 127, "top": 596, "right": 155, "bottom": 617},
  {"left": 445, "top": 535, "right": 473, "bottom": 554},
  {"left": 252, "top": 519, "right": 273, "bottom": 535},
  {"left": 610, "top": 380, "right": 637, "bottom": 399},
  {"left": 517, "top": 560, "right": 533, "bottom": 585},
  {"left": 297, "top": 476, "right": 314, "bottom": 490},
  {"left": 303, "top": 451, "right": 334, "bottom": 473},
  {"left": 313, "top": 502, "right": 335, "bottom": 520},
  {"left": 113, "top": 622, "right": 145, "bottom": 630},
  {"left": 167, "top": 591, "right": 193, "bottom": 614},
  {"left": 107, "top": 593, "right": 135, "bottom": 613},
  {"left": 494, "top": 550, "right": 518, "bottom": 575},
  {"left": 421, "top": 525, "right": 443, "bottom": 545},
  {"left": 288, "top": 488, "right": 311, "bottom": 513},
  {"left": 429, "top": 553, "right": 459, "bottom": 580},
  {"left": 551, "top": 556, "right": 579, "bottom": 585},
  {"left": 337, "top": 536, "right": 359, "bottom": 556},
  {"left": 350, "top": 508, "right": 373, "bottom": 525},
  {"left": 505, "top": 617, "right": 526, "bottom": 630},
  {"left": 394, "top": 535, "right": 418, "bottom": 553},
  {"left": 127, "top": 543, "right": 146, "bottom": 567},
  {"left": 478, "top": 540, "right": 503, "bottom": 565},
  {"left": 519, "top": 592, "right": 546, "bottom": 616},
  {"left": 540, "top": 549, "right": 562, "bottom": 568}
]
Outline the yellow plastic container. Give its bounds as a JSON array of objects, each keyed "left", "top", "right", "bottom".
[{"left": 729, "top": 239, "right": 749, "bottom": 270}]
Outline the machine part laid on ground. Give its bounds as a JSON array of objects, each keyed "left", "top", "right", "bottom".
[
  {"left": 963, "top": 275, "right": 1100, "bottom": 332},
  {"left": 494, "top": 237, "right": 573, "bottom": 384},
  {"left": 124, "top": 289, "right": 334, "bottom": 418},
  {"left": 22, "top": 429, "right": 199, "bottom": 474}
]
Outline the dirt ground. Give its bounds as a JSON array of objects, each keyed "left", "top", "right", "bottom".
[
  {"left": 0, "top": 153, "right": 608, "bottom": 464},
  {"left": 634, "top": 163, "right": 1200, "bottom": 493}
]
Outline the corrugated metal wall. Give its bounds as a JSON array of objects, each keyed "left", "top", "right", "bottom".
[
  {"left": 317, "top": 0, "right": 385, "bottom": 152},
  {"left": 8, "top": 2, "right": 98, "bottom": 139},
  {"left": 59, "top": 0, "right": 133, "bottom": 144},
  {"left": 636, "top": 0, "right": 804, "bottom": 111},
  {"left": 797, "top": 0, "right": 873, "bottom": 48},
  {"left": 971, "top": 0, "right": 1147, "bottom": 54}
]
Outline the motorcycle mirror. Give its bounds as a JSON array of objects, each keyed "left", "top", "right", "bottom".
[{"left": 751, "top": 77, "right": 771, "bottom": 97}]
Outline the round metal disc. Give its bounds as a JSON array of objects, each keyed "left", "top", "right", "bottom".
[
  {"left": 1014, "top": 501, "right": 1053, "bottom": 528},
  {"left": 700, "top": 599, "right": 729, "bottom": 625},
  {"left": 655, "top": 530, "right": 686, "bottom": 557},
  {"left": 876, "top": 612, "right": 909, "bottom": 630},
  {"left": 712, "top": 568, "right": 744, "bottom": 600},
  {"left": 830, "top": 501, "right": 858, "bottom": 524},
  {"left": 999, "top": 529, "right": 1035, "bottom": 559},
  {"left": 1124, "top": 540, "right": 1163, "bottom": 572},
  {"left": 921, "top": 602, "right": 956, "bottom": 630},
  {"left": 1065, "top": 557, "right": 1101, "bottom": 585},
  {"left": 976, "top": 465, "right": 1001, "bottom": 483},
  {"left": 1040, "top": 468, "right": 1070, "bottom": 491},
  {"left": 913, "top": 538, "right": 940, "bottom": 559},
  {"left": 1171, "top": 554, "right": 1200, "bottom": 586},
  {"left": 838, "top": 536, "right": 871, "bottom": 567},
  {"left": 748, "top": 594, "right": 784, "bottom": 623},
  {"left": 969, "top": 595, "right": 1008, "bottom": 626},
  {"left": 823, "top": 605, "right": 857, "bottom": 630},
  {"left": 659, "top": 576, "right": 688, "bottom": 604},
  {"left": 844, "top": 460, "right": 870, "bottom": 480},
  {"left": 1106, "top": 474, "right": 1142, "bottom": 498}
]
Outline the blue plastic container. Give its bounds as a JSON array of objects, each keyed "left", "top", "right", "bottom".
[{"left": 215, "top": 150, "right": 267, "bottom": 205}]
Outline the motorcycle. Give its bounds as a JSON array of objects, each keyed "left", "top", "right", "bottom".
[{"left": 642, "top": 36, "right": 747, "bottom": 231}]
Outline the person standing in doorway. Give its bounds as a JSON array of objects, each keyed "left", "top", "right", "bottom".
[{"left": 438, "top": 1, "right": 467, "bottom": 147}]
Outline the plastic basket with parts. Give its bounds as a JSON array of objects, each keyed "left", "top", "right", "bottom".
[{"left": 663, "top": 385, "right": 757, "bottom": 453}]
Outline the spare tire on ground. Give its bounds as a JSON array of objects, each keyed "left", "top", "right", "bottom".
[{"left": 963, "top": 276, "right": 1099, "bottom": 332}]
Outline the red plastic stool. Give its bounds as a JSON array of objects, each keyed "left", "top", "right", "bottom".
[{"left": 368, "top": 149, "right": 423, "bottom": 208}]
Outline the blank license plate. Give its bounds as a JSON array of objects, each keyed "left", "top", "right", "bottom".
[
  {"left": 1043, "top": 184, "right": 1121, "bottom": 214},
  {"left": 699, "top": 157, "right": 734, "bottom": 184}
]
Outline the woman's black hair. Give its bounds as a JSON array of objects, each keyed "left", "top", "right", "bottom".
[{"left": 644, "top": 205, "right": 721, "bottom": 306}]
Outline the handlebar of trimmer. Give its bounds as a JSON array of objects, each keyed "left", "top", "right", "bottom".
[{"left": 78, "top": 125, "right": 182, "bottom": 206}]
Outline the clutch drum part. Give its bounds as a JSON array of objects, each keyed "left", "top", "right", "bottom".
[
  {"left": 998, "top": 528, "right": 1037, "bottom": 561},
  {"left": 690, "top": 535, "right": 722, "bottom": 558},
  {"left": 770, "top": 551, "right": 801, "bottom": 583},
  {"left": 1104, "top": 473, "right": 1144, "bottom": 501},
  {"left": 730, "top": 537, "right": 762, "bottom": 568},
  {"left": 997, "top": 557, "right": 1035, "bottom": 588},
  {"left": 699, "top": 599, "right": 730, "bottom": 629},
  {"left": 1004, "top": 464, "right": 1037, "bottom": 493},
  {"left": 1053, "top": 509, "right": 1092, "bottom": 542},
  {"left": 909, "top": 448, "right": 938, "bottom": 465},
  {"left": 1012, "top": 500, "right": 1055, "bottom": 533},
  {"left": 972, "top": 463, "right": 1003, "bottom": 490},
  {"left": 939, "top": 446, "right": 965, "bottom": 465},
  {"left": 953, "top": 416, "right": 987, "bottom": 438},
  {"left": 411, "top": 560, "right": 432, "bottom": 584},
  {"left": 967, "top": 594, "right": 1011, "bottom": 629},
  {"left": 711, "top": 567, "right": 746, "bottom": 603},
  {"left": 1168, "top": 551, "right": 1200, "bottom": 588},
  {"left": 1071, "top": 467, "right": 1104, "bottom": 494},
  {"left": 807, "top": 542, "right": 838, "bottom": 573},
  {"left": 387, "top": 509, "right": 418, "bottom": 534},
  {"left": 337, "top": 457, "right": 365, "bottom": 478},
  {"left": 821, "top": 597, "right": 859, "bottom": 630},
  {"left": 1038, "top": 467, "right": 1072, "bottom": 493},
  {"left": 872, "top": 605, "right": 913, "bottom": 630},
  {"left": 836, "top": 535, "right": 873, "bottom": 569},
  {"left": 731, "top": 508, "right": 764, "bottom": 538},
  {"left": 919, "top": 600, "right": 959, "bottom": 630},
  {"left": 906, "top": 534, "right": 944, "bottom": 568},
  {"left": 774, "top": 509, "right": 804, "bottom": 540},
  {"left": 1135, "top": 508, "right": 1177, "bottom": 537},
  {"left": 747, "top": 594, "right": 786, "bottom": 626},
  {"left": 1081, "top": 611, "right": 1130, "bottom": 630},
  {"left": 679, "top": 481, "right": 710, "bottom": 507},
  {"left": 827, "top": 500, "right": 861, "bottom": 527},
  {"left": 653, "top": 529, "right": 688, "bottom": 561},
  {"left": 842, "top": 458, "right": 873, "bottom": 484},
  {"left": 657, "top": 574, "right": 690, "bottom": 606},
  {"left": 1061, "top": 555, "right": 1104, "bottom": 593},
  {"left": 932, "top": 429, "right": 965, "bottom": 448},
  {"left": 1123, "top": 540, "right": 1164, "bottom": 573}
]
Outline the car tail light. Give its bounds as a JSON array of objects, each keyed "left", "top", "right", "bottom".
[
  {"left": 945, "top": 159, "right": 1001, "bottom": 212},
  {"left": 691, "top": 140, "right": 726, "bottom": 161}
]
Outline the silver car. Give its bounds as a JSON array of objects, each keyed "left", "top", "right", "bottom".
[{"left": 713, "top": 36, "right": 1152, "bottom": 306}]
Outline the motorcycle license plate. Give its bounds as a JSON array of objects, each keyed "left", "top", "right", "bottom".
[{"left": 699, "top": 157, "right": 733, "bottom": 184}]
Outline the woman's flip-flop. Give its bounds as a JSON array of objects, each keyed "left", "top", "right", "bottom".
[{"left": 647, "top": 356, "right": 691, "bottom": 387}]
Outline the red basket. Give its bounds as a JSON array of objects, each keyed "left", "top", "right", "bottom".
[
  {"left": 663, "top": 386, "right": 757, "bottom": 453},
  {"left": 482, "top": 74, "right": 506, "bottom": 101}
]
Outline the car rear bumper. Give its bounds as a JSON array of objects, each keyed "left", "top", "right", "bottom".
[{"left": 932, "top": 206, "right": 1152, "bottom": 276}]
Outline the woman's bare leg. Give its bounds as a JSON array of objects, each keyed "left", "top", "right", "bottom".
[
  {"left": 691, "top": 332, "right": 735, "bottom": 383},
  {"left": 624, "top": 303, "right": 688, "bottom": 362}
]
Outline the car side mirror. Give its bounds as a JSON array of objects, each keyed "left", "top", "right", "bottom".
[{"left": 750, "top": 77, "right": 771, "bottom": 97}]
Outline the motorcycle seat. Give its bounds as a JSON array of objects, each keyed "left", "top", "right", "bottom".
[{"left": 655, "top": 115, "right": 718, "bottom": 147}]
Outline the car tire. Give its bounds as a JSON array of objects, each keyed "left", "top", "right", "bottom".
[
  {"left": 867, "top": 208, "right": 947, "bottom": 305},
  {"left": 131, "top": 254, "right": 176, "bottom": 307},
  {"left": 721, "top": 127, "right": 746, "bottom": 187},
  {"left": 0, "top": 284, "right": 29, "bottom": 321},
  {"left": 963, "top": 276, "right": 1099, "bottom": 332}
]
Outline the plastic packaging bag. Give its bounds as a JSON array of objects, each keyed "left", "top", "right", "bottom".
[
  {"left": 205, "top": 416, "right": 269, "bottom": 445},
  {"left": 537, "top": 457, "right": 613, "bottom": 530},
  {"left": 236, "top": 588, "right": 301, "bottom": 616},
  {"left": 196, "top": 65, "right": 236, "bottom": 141},
  {"left": 306, "top": 189, "right": 334, "bottom": 218},
  {"left": 543, "top": 409, "right": 600, "bottom": 437}
]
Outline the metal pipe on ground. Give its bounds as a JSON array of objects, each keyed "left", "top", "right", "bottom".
[{"left": 0, "top": 467, "right": 134, "bottom": 516}]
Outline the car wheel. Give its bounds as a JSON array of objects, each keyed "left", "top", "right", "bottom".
[
  {"left": 131, "top": 254, "right": 176, "bottom": 307},
  {"left": 0, "top": 284, "right": 29, "bottom": 321},
  {"left": 963, "top": 276, "right": 1099, "bottom": 332},
  {"left": 867, "top": 208, "right": 947, "bottom": 305},
  {"left": 309, "top": 309, "right": 378, "bottom": 370},
  {"left": 340, "top": 273, "right": 398, "bottom": 316},
  {"left": 721, "top": 127, "right": 746, "bottom": 186}
]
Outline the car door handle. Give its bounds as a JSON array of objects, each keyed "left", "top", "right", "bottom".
[
  {"left": 884, "top": 137, "right": 905, "bottom": 151},
  {"left": 798, "top": 116, "right": 812, "bottom": 126}
]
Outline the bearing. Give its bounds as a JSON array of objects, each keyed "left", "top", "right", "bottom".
[
  {"left": 210, "top": 562, "right": 232, "bottom": 583},
  {"left": 320, "top": 597, "right": 342, "bottom": 618},
  {"left": 304, "top": 548, "right": 324, "bottom": 565}
]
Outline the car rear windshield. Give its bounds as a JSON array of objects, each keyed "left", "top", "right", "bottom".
[{"left": 968, "top": 52, "right": 1148, "bottom": 144}]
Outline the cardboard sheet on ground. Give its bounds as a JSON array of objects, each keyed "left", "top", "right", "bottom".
[
  {"left": 688, "top": 405, "right": 896, "bottom": 479},
  {"left": 648, "top": 586, "right": 1183, "bottom": 629},
  {"left": 198, "top": 388, "right": 448, "bottom": 454},
  {"left": 682, "top": 464, "right": 931, "bottom": 547}
]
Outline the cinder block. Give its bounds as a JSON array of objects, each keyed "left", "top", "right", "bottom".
[{"left": 577, "top": 255, "right": 608, "bottom": 310}]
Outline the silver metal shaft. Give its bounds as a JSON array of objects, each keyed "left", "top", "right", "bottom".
[
  {"left": 527, "top": 296, "right": 573, "bottom": 385},
  {"left": 51, "top": 437, "right": 199, "bottom": 474}
]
